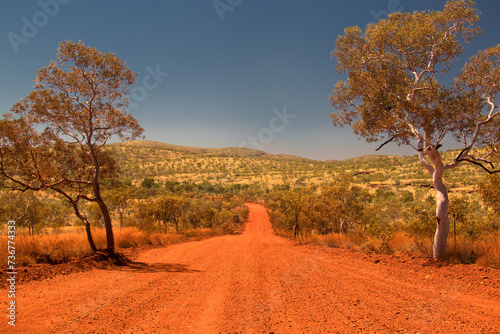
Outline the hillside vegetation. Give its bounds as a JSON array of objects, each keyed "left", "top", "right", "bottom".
[
  {"left": 107, "top": 140, "right": 487, "bottom": 195},
  {"left": 106, "top": 140, "right": 499, "bottom": 267},
  {"left": 2, "top": 140, "right": 498, "bottom": 268}
]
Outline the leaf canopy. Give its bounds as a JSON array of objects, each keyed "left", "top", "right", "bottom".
[
  {"left": 1, "top": 40, "right": 141, "bottom": 194},
  {"left": 12, "top": 40, "right": 143, "bottom": 148},
  {"left": 330, "top": 0, "right": 498, "bottom": 153}
]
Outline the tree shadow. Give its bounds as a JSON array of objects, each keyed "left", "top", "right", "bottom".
[
  {"left": 81, "top": 250, "right": 201, "bottom": 274},
  {"left": 117, "top": 261, "right": 202, "bottom": 274}
]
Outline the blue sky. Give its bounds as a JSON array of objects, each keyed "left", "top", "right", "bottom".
[{"left": 1, "top": 0, "right": 499, "bottom": 160}]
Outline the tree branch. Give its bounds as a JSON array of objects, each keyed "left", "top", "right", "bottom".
[
  {"left": 417, "top": 140, "right": 435, "bottom": 175},
  {"left": 457, "top": 158, "right": 499, "bottom": 174},
  {"left": 375, "top": 136, "right": 396, "bottom": 151}
]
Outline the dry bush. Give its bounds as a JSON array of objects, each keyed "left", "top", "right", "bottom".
[
  {"left": 147, "top": 232, "right": 186, "bottom": 245},
  {"left": 475, "top": 231, "right": 500, "bottom": 269},
  {"left": 388, "top": 231, "right": 416, "bottom": 254},
  {"left": 0, "top": 232, "right": 95, "bottom": 267},
  {"left": 361, "top": 237, "right": 386, "bottom": 254},
  {"left": 306, "top": 233, "right": 354, "bottom": 249},
  {"left": 114, "top": 227, "right": 148, "bottom": 248},
  {"left": 184, "top": 228, "right": 218, "bottom": 240},
  {"left": 0, "top": 227, "right": 223, "bottom": 268},
  {"left": 305, "top": 231, "right": 434, "bottom": 258},
  {"left": 444, "top": 235, "right": 478, "bottom": 265}
]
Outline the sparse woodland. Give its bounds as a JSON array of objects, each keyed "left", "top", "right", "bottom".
[
  {"left": 1, "top": 140, "right": 498, "bottom": 268},
  {"left": 0, "top": 1, "right": 499, "bottom": 269}
]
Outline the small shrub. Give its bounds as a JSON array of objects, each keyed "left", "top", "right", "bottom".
[
  {"left": 388, "top": 231, "right": 416, "bottom": 253},
  {"left": 475, "top": 231, "right": 500, "bottom": 269},
  {"left": 306, "top": 233, "right": 352, "bottom": 249},
  {"left": 444, "top": 235, "right": 477, "bottom": 265},
  {"left": 115, "top": 227, "right": 147, "bottom": 248}
]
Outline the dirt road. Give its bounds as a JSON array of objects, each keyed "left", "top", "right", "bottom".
[{"left": 2, "top": 203, "right": 500, "bottom": 333}]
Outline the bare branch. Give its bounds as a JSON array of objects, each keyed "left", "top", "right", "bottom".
[
  {"left": 375, "top": 136, "right": 396, "bottom": 151},
  {"left": 457, "top": 158, "right": 499, "bottom": 174}
]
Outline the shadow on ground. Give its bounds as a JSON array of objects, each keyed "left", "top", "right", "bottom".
[
  {"left": 118, "top": 261, "right": 202, "bottom": 274},
  {"left": 2, "top": 249, "right": 201, "bottom": 286}
]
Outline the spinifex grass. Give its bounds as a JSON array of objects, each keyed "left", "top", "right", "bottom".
[
  {"left": 0, "top": 227, "right": 218, "bottom": 268},
  {"left": 283, "top": 230, "right": 500, "bottom": 269}
]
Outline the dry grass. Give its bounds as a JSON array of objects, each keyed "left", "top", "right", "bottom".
[
  {"left": 0, "top": 227, "right": 219, "bottom": 268},
  {"left": 301, "top": 232, "right": 415, "bottom": 255},
  {"left": 301, "top": 233, "right": 358, "bottom": 250},
  {"left": 445, "top": 235, "right": 479, "bottom": 265},
  {"left": 293, "top": 230, "right": 500, "bottom": 269},
  {"left": 388, "top": 231, "right": 417, "bottom": 253},
  {"left": 474, "top": 231, "right": 500, "bottom": 268},
  {"left": 1, "top": 232, "right": 93, "bottom": 267}
]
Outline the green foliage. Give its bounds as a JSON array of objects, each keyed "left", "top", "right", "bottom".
[
  {"left": 141, "top": 177, "right": 157, "bottom": 189},
  {"left": 123, "top": 192, "right": 246, "bottom": 236},
  {"left": 266, "top": 175, "right": 373, "bottom": 237},
  {"left": 399, "top": 190, "right": 414, "bottom": 203},
  {"left": 330, "top": 1, "right": 498, "bottom": 259},
  {"left": 0, "top": 41, "right": 144, "bottom": 252},
  {"left": 330, "top": 0, "right": 487, "bottom": 149},
  {"left": 0, "top": 193, "right": 47, "bottom": 235},
  {"left": 478, "top": 174, "right": 500, "bottom": 214},
  {"left": 151, "top": 195, "right": 189, "bottom": 233}
]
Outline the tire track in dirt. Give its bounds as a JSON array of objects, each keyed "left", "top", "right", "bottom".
[{"left": 1, "top": 203, "right": 499, "bottom": 333}]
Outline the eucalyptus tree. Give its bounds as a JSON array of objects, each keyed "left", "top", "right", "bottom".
[
  {"left": 0, "top": 41, "right": 143, "bottom": 253},
  {"left": 151, "top": 195, "right": 190, "bottom": 233},
  {"left": 317, "top": 176, "right": 371, "bottom": 235},
  {"left": 0, "top": 119, "right": 115, "bottom": 251},
  {"left": 266, "top": 189, "right": 308, "bottom": 237},
  {"left": 330, "top": 0, "right": 499, "bottom": 258}
]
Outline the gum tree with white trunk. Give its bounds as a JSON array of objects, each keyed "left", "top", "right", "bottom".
[{"left": 329, "top": 0, "right": 499, "bottom": 258}]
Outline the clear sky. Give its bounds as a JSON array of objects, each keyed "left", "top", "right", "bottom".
[{"left": 1, "top": 0, "right": 499, "bottom": 160}]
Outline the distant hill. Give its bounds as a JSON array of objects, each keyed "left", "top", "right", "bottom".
[
  {"left": 112, "top": 140, "right": 315, "bottom": 160},
  {"left": 107, "top": 140, "right": 488, "bottom": 196},
  {"left": 115, "top": 140, "right": 267, "bottom": 157},
  {"left": 344, "top": 154, "right": 396, "bottom": 163}
]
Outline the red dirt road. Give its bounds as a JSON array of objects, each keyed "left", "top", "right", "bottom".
[{"left": 2, "top": 203, "right": 500, "bottom": 333}]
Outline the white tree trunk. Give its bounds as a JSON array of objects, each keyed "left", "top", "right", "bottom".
[
  {"left": 432, "top": 171, "right": 450, "bottom": 259},
  {"left": 419, "top": 144, "right": 450, "bottom": 259}
]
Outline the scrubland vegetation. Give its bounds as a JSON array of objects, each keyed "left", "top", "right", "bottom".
[
  {"left": 1, "top": 140, "right": 498, "bottom": 268},
  {"left": 264, "top": 173, "right": 499, "bottom": 268},
  {"left": 0, "top": 227, "right": 218, "bottom": 267},
  {"left": 1, "top": 1, "right": 497, "bottom": 275}
]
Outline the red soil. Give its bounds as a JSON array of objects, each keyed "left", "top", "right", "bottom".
[{"left": 1, "top": 203, "right": 499, "bottom": 333}]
